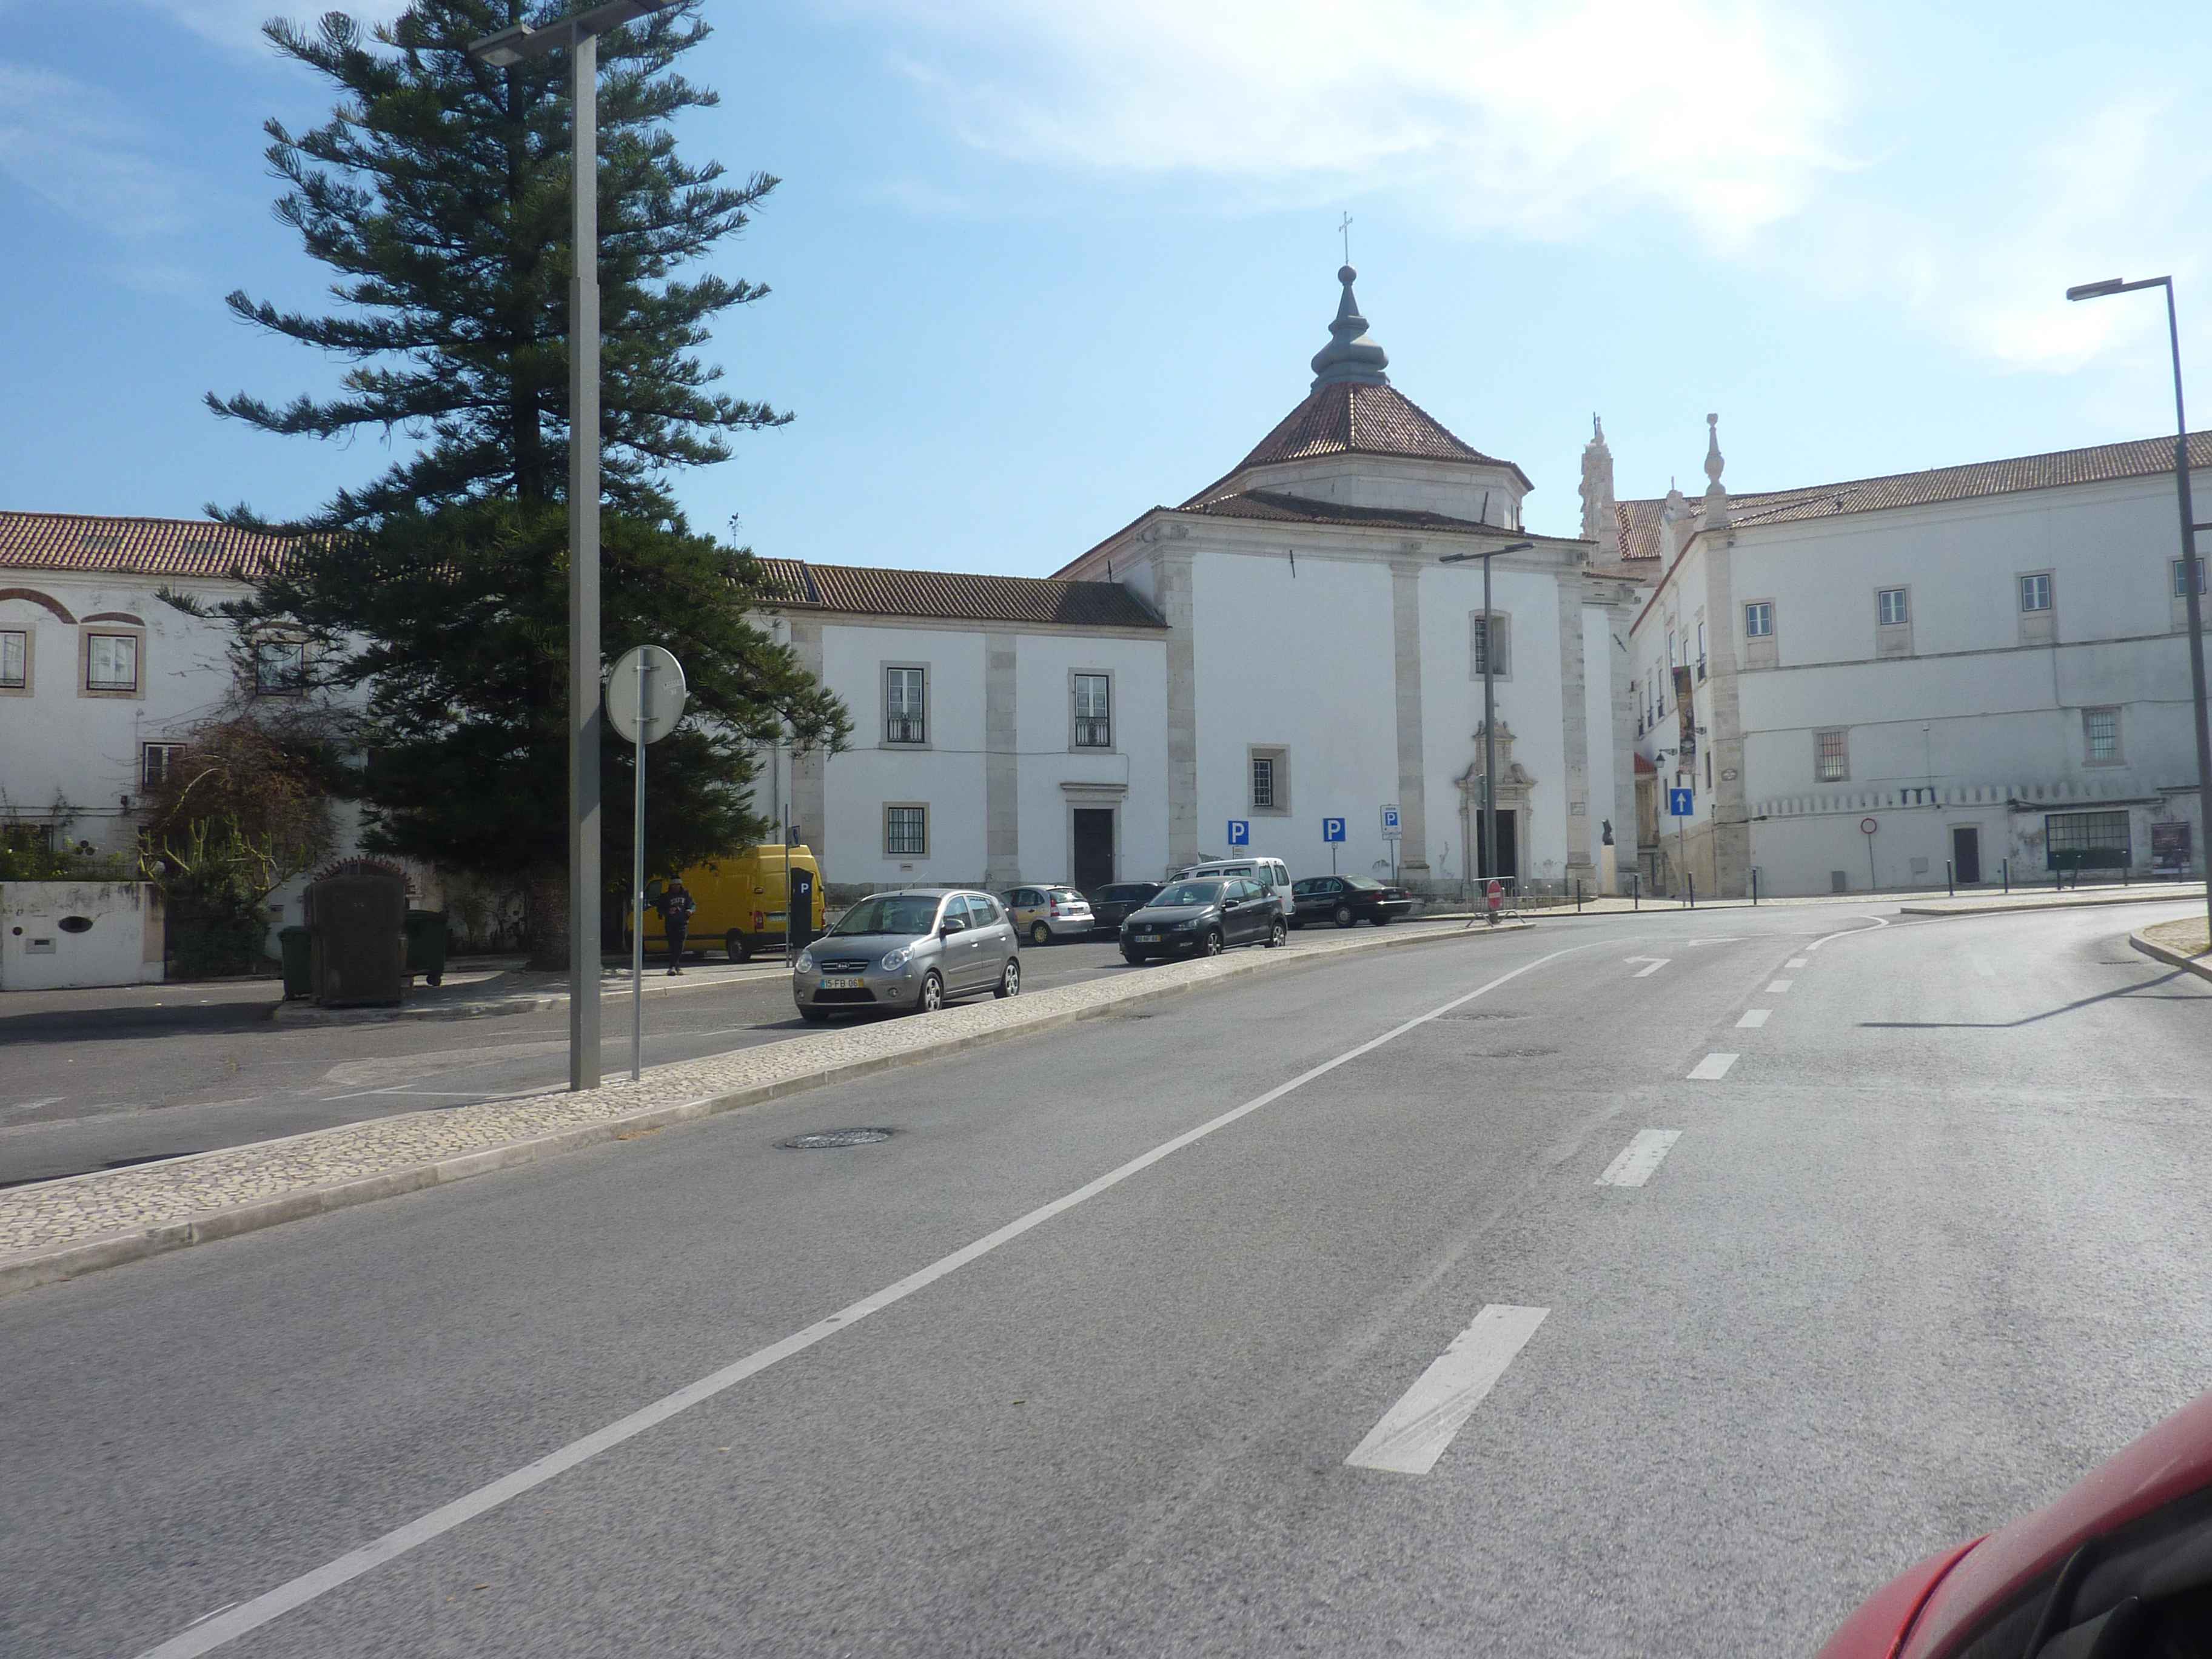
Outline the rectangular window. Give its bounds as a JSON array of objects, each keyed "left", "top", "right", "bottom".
[
  {"left": 884, "top": 803, "right": 928, "bottom": 857},
  {"left": 85, "top": 633, "right": 138, "bottom": 691},
  {"left": 255, "top": 639, "right": 306, "bottom": 695},
  {"left": 1878, "top": 587, "right": 1909, "bottom": 626},
  {"left": 0, "top": 629, "right": 24, "bottom": 689},
  {"left": 142, "top": 743, "right": 186, "bottom": 789},
  {"left": 1470, "top": 612, "right": 1510, "bottom": 678},
  {"left": 1251, "top": 756, "right": 1276, "bottom": 809},
  {"left": 1744, "top": 601, "right": 1774, "bottom": 638},
  {"left": 2176, "top": 559, "right": 2208, "bottom": 597},
  {"left": 2083, "top": 706, "right": 2122, "bottom": 765},
  {"left": 1073, "top": 672, "right": 1111, "bottom": 748},
  {"left": 883, "top": 666, "right": 927, "bottom": 745},
  {"left": 2046, "top": 809, "right": 2130, "bottom": 871},
  {"left": 2020, "top": 572, "right": 2053, "bottom": 612},
  {"left": 1695, "top": 619, "right": 1706, "bottom": 680},
  {"left": 1815, "top": 728, "right": 1849, "bottom": 783}
]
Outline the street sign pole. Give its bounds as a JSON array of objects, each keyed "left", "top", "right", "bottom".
[{"left": 630, "top": 651, "right": 649, "bottom": 1082}]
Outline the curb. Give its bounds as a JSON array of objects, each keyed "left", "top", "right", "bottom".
[
  {"left": 1900, "top": 888, "right": 2209, "bottom": 919},
  {"left": 0, "top": 918, "right": 1531, "bottom": 1299},
  {"left": 267, "top": 964, "right": 795, "bottom": 1025},
  {"left": 2129, "top": 927, "right": 2212, "bottom": 985}
]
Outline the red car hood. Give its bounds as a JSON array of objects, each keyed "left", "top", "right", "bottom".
[{"left": 1817, "top": 1386, "right": 2212, "bottom": 1658}]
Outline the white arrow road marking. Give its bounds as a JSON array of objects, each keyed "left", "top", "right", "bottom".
[
  {"left": 1597, "top": 1130, "right": 1682, "bottom": 1188},
  {"left": 1735, "top": 1008, "right": 1771, "bottom": 1028},
  {"left": 1346, "top": 1305, "right": 1550, "bottom": 1475},
  {"left": 1624, "top": 957, "right": 1670, "bottom": 977},
  {"left": 1687, "top": 1052, "right": 1740, "bottom": 1080}
]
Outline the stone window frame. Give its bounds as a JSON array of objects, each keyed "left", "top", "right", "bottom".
[
  {"left": 1248, "top": 745, "right": 1291, "bottom": 816},
  {"left": 1070, "top": 668, "right": 1114, "bottom": 752},
  {"left": 1814, "top": 727, "right": 1850, "bottom": 783},
  {"left": 2082, "top": 705, "right": 2124, "bottom": 767},
  {"left": 251, "top": 633, "right": 311, "bottom": 698},
  {"left": 1468, "top": 609, "right": 1512, "bottom": 681},
  {"left": 880, "top": 662, "right": 930, "bottom": 748},
  {"left": 2172, "top": 558, "right": 2207, "bottom": 631},
  {"left": 1875, "top": 583, "right": 1914, "bottom": 658},
  {"left": 80, "top": 618, "right": 146, "bottom": 700},
  {"left": 142, "top": 742, "right": 189, "bottom": 790},
  {"left": 0, "top": 625, "right": 31, "bottom": 695},
  {"left": 2017, "top": 569, "right": 2057, "bottom": 645},
  {"left": 883, "top": 801, "right": 930, "bottom": 859},
  {"left": 1743, "top": 598, "right": 1778, "bottom": 670}
]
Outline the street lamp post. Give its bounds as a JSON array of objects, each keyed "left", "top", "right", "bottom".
[
  {"left": 469, "top": 0, "right": 679, "bottom": 1091},
  {"left": 2066, "top": 276, "right": 2212, "bottom": 939},
  {"left": 1440, "top": 540, "right": 1533, "bottom": 894}
]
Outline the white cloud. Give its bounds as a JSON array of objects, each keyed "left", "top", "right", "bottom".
[
  {"left": 0, "top": 61, "right": 197, "bottom": 239},
  {"left": 861, "top": 0, "right": 1855, "bottom": 247},
  {"left": 132, "top": 0, "right": 409, "bottom": 55}
]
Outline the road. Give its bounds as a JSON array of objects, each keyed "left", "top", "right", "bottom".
[
  {"left": 0, "top": 934, "right": 1151, "bottom": 1187},
  {"left": 4, "top": 899, "right": 2208, "bottom": 1658}
]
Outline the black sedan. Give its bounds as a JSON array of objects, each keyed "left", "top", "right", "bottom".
[
  {"left": 1290, "top": 875, "right": 1415, "bottom": 928},
  {"left": 1086, "top": 881, "right": 1164, "bottom": 935},
  {"left": 1119, "top": 877, "right": 1284, "bottom": 963}
]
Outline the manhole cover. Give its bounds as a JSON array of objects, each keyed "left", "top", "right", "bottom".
[{"left": 777, "top": 1128, "right": 894, "bottom": 1150}]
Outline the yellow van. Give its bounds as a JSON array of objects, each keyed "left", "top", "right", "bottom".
[{"left": 645, "top": 844, "right": 826, "bottom": 962}]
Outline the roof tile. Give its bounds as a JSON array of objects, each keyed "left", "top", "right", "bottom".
[
  {"left": 1218, "top": 381, "right": 1517, "bottom": 481},
  {"left": 0, "top": 511, "right": 289, "bottom": 580}
]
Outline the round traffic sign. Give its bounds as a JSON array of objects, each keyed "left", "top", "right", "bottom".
[
  {"left": 1860, "top": 816, "right": 1879, "bottom": 835},
  {"left": 606, "top": 645, "right": 688, "bottom": 745}
]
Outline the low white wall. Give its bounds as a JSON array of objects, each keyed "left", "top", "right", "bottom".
[{"left": 0, "top": 880, "right": 163, "bottom": 990}]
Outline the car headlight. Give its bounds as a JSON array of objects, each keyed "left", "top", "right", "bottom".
[
  {"left": 880, "top": 945, "right": 912, "bottom": 971},
  {"left": 1170, "top": 918, "right": 1199, "bottom": 931},
  {"left": 794, "top": 949, "right": 814, "bottom": 974}
]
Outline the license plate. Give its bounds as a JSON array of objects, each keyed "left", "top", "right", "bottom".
[
  {"left": 767, "top": 911, "right": 786, "bottom": 925},
  {"left": 1134, "top": 933, "right": 1161, "bottom": 943},
  {"left": 818, "top": 975, "right": 862, "bottom": 990}
]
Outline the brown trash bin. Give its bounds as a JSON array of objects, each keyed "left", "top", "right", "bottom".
[{"left": 306, "top": 858, "right": 408, "bottom": 1007}]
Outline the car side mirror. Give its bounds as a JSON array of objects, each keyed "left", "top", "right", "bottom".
[{"left": 940, "top": 919, "right": 966, "bottom": 937}]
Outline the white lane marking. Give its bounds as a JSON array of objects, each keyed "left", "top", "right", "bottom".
[
  {"left": 1786, "top": 957, "right": 1809, "bottom": 968},
  {"left": 1802, "top": 916, "right": 1890, "bottom": 953},
  {"left": 1624, "top": 956, "right": 1669, "bottom": 977},
  {"left": 1346, "top": 1305, "right": 1550, "bottom": 1475},
  {"left": 1735, "top": 1008, "right": 1771, "bottom": 1028},
  {"left": 135, "top": 942, "right": 1603, "bottom": 1659},
  {"left": 1766, "top": 979, "right": 1794, "bottom": 993},
  {"left": 4, "top": 1097, "right": 65, "bottom": 1119},
  {"left": 1687, "top": 1052, "right": 1739, "bottom": 1080},
  {"left": 1684, "top": 937, "right": 1747, "bottom": 947},
  {"left": 1597, "top": 1129, "right": 1682, "bottom": 1188}
]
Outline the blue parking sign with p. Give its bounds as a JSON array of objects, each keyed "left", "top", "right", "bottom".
[
  {"left": 1668, "top": 786, "right": 1695, "bottom": 816},
  {"left": 1226, "top": 819, "right": 1250, "bottom": 846},
  {"left": 1322, "top": 817, "right": 1346, "bottom": 843}
]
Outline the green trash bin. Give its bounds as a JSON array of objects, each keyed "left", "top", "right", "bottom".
[
  {"left": 403, "top": 910, "right": 448, "bottom": 987},
  {"left": 278, "top": 925, "right": 313, "bottom": 1000}
]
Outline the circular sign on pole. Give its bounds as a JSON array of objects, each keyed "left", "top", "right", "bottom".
[
  {"left": 606, "top": 645, "right": 688, "bottom": 744},
  {"left": 1860, "top": 817, "right": 1879, "bottom": 835}
]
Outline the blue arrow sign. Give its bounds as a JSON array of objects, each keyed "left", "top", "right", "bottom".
[
  {"left": 1225, "top": 819, "right": 1250, "bottom": 846},
  {"left": 1668, "top": 786, "right": 1695, "bottom": 817},
  {"left": 1322, "top": 817, "right": 1346, "bottom": 843}
]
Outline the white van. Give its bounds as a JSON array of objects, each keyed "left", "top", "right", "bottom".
[{"left": 1171, "top": 856, "right": 1298, "bottom": 919}]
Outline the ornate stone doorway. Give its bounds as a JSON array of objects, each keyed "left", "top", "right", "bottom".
[{"left": 1457, "top": 719, "right": 1534, "bottom": 885}]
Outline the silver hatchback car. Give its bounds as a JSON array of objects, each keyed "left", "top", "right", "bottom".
[{"left": 794, "top": 889, "right": 1021, "bottom": 1022}]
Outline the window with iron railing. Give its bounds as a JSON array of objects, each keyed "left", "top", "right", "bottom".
[
  {"left": 86, "top": 632, "right": 139, "bottom": 692},
  {"left": 1815, "top": 728, "right": 1849, "bottom": 783},
  {"left": 884, "top": 666, "right": 927, "bottom": 745},
  {"left": 1073, "top": 672, "right": 1111, "bottom": 748},
  {"left": 885, "top": 803, "right": 928, "bottom": 857}
]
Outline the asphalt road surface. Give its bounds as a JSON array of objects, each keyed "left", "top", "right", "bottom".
[{"left": 5, "top": 899, "right": 2209, "bottom": 1658}]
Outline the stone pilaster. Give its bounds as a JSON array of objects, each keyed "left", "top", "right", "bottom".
[
  {"left": 1156, "top": 546, "right": 1201, "bottom": 871},
  {"left": 985, "top": 638, "right": 1019, "bottom": 891},
  {"left": 1699, "top": 542, "right": 1752, "bottom": 896},
  {"left": 1390, "top": 559, "right": 1430, "bottom": 878},
  {"left": 1556, "top": 572, "right": 1593, "bottom": 877},
  {"left": 788, "top": 620, "right": 827, "bottom": 851},
  {"left": 1605, "top": 589, "right": 1638, "bottom": 893}
]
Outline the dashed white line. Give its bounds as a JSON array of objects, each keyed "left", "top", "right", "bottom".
[
  {"left": 1687, "top": 1052, "right": 1740, "bottom": 1080},
  {"left": 1735, "top": 1008, "right": 1771, "bottom": 1028},
  {"left": 1597, "top": 1129, "right": 1682, "bottom": 1188},
  {"left": 1766, "top": 979, "right": 1794, "bottom": 993},
  {"left": 4, "top": 1097, "right": 64, "bottom": 1119},
  {"left": 1624, "top": 956, "right": 1670, "bottom": 977},
  {"left": 1786, "top": 957, "right": 1809, "bottom": 969},
  {"left": 1345, "top": 1305, "right": 1550, "bottom": 1475}
]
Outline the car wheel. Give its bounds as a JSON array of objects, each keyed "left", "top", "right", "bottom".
[
  {"left": 1202, "top": 928, "right": 1224, "bottom": 956},
  {"left": 726, "top": 930, "right": 750, "bottom": 964},
  {"left": 1030, "top": 920, "right": 1051, "bottom": 947},
  {"left": 995, "top": 956, "right": 1021, "bottom": 999},
  {"left": 1372, "top": 910, "right": 1391, "bottom": 927},
  {"left": 1333, "top": 903, "right": 1355, "bottom": 928},
  {"left": 799, "top": 1007, "right": 831, "bottom": 1024},
  {"left": 1121, "top": 948, "right": 1146, "bottom": 966},
  {"left": 917, "top": 970, "right": 945, "bottom": 1014},
  {"left": 1265, "top": 918, "right": 1286, "bottom": 948}
]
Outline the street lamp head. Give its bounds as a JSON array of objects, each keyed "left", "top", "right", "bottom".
[
  {"left": 466, "top": 22, "right": 532, "bottom": 65},
  {"left": 467, "top": 0, "right": 680, "bottom": 64},
  {"left": 2067, "top": 278, "right": 2127, "bottom": 302}
]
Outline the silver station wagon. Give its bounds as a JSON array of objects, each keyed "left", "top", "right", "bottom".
[{"left": 793, "top": 889, "right": 1020, "bottom": 1022}]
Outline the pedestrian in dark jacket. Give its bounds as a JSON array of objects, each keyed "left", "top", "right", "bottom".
[{"left": 659, "top": 879, "right": 695, "bottom": 974}]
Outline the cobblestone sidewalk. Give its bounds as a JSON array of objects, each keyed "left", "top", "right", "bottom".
[{"left": 0, "top": 919, "right": 1524, "bottom": 1296}]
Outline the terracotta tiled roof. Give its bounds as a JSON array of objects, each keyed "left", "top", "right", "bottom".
[
  {"left": 0, "top": 511, "right": 290, "bottom": 579},
  {"left": 1207, "top": 382, "right": 1532, "bottom": 492},
  {"left": 756, "top": 558, "right": 1165, "bottom": 630},
  {"left": 1182, "top": 488, "right": 1585, "bottom": 543},
  {"left": 1614, "top": 431, "right": 2212, "bottom": 561}
]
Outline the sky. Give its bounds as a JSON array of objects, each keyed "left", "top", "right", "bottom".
[{"left": 5, "top": 0, "right": 2212, "bottom": 575}]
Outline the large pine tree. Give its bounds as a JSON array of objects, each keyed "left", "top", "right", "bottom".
[{"left": 213, "top": 1, "right": 846, "bottom": 964}]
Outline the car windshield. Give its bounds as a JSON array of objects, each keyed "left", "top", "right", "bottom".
[
  {"left": 1345, "top": 876, "right": 1386, "bottom": 891},
  {"left": 830, "top": 895, "right": 942, "bottom": 937},
  {"left": 1153, "top": 881, "right": 1222, "bottom": 907}
]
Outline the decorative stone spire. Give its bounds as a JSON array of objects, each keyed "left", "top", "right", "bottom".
[
  {"left": 1309, "top": 264, "right": 1391, "bottom": 389},
  {"left": 1701, "top": 411, "right": 1730, "bottom": 528},
  {"left": 1578, "top": 412, "right": 1616, "bottom": 543}
]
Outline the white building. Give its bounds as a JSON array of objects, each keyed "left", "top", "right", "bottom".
[{"left": 1607, "top": 422, "right": 2211, "bottom": 896}]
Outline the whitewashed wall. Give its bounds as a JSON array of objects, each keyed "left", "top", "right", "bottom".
[
  {"left": 1010, "top": 631, "right": 1170, "bottom": 884},
  {"left": 0, "top": 880, "right": 163, "bottom": 989}
]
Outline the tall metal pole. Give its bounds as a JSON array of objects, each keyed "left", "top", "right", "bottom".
[
  {"left": 630, "top": 652, "right": 648, "bottom": 1082},
  {"left": 568, "top": 30, "right": 602, "bottom": 1091},
  {"left": 2160, "top": 284, "right": 2212, "bottom": 940},
  {"left": 1482, "top": 551, "right": 1498, "bottom": 889}
]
